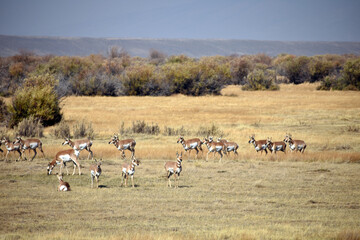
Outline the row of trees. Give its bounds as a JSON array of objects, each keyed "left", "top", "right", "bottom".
[
  {"left": 0, "top": 49, "right": 359, "bottom": 131},
  {"left": 1, "top": 49, "right": 359, "bottom": 98}
]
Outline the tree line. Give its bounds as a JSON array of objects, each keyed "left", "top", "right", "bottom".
[{"left": 0, "top": 48, "right": 359, "bottom": 130}]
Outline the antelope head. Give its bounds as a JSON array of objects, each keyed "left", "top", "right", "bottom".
[
  {"left": 177, "top": 136, "right": 184, "bottom": 144},
  {"left": 266, "top": 137, "right": 273, "bottom": 145},
  {"left": 14, "top": 136, "right": 22, "bottom": 144},
  {"left": 108, "top": 135, "right": 118, "bottom": 145},
  {"left": 131, "top": 156, "right": 140, "bottom": 166},
  {"left": 47, "top": 162, "right": 56, "bottom": 175},
  {"left": 248, "top": 134, "right": 255, "bottom": 144},
  {"left": 62, "top": 138, "right": 71, "bottom": 146}
]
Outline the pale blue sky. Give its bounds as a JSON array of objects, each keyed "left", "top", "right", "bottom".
[{"left": 0, "top": 0, "right": 359, "bottom": 41}]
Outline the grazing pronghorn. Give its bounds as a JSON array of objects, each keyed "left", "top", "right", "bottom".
[
  {"left": 47, "top": 149, "right": 81, "bottom": 175},
  {"left": 14, "top": 136, "right": 45, "bottom": 161},
  {"left": 57, "top": 174, "right": 71, "bottom": 191},
  {"left": 248, "top": 135, "right": 270, "bottom": 154},
  {"left": 1, "top": 137, "right": 22, "bottom": 161},
  {"left": 284, "top": 133, "right": 307, "bottom": 153},
  {"left": 266, "top": 137, "right": 286, "bottom": 154},
  {"left": 90, "top": 159, "right": 102, "bottom": 188},
  {"left": 121, "top": 156, "right": 140, "bottom": 187},
  {"left": 177, "top": 136, "right": 203, "bottom": 159},
  {"left": 203, "top": 137, "right": 226, "bottom": 162},
  {"left": 62, "top": 138, "right": 93, "bottom": 160},
  {"left": 164, "top": 152, "right": 183, "bottom": 188},
  {"left": 217, "top": 137, "right": 239, "bottom": 156},
  {"left": 108, "top": 135, "right": 136, "bottom": 159}
]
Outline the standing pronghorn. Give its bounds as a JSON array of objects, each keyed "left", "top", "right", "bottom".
[
  {"left": 90, "top": 159, "right": 102, "bottom": 188},
  {"left": 164, "top": 152, "right": 183, "bottom": 188},
  {"left": 57, "top": 174, "right": 71, "bottom": 191},
  {"left": 266, "top": 137, "right": 286, "bottom": 154},
  {"left": 284, "top": 133, "right": 307, "bottom": 153},
  {"left": 248, "top": 135, "right": 270, "bottom": 155},
  {"left": 1, "top": 137, "right": 22, "bottom": 161},
  {"left": 121, "top": 156, "right": 140, "bottom": 187},
  {"left": 217, "top": 137, "right": 239, "bottom": 156},
  {"left": 203, "top": 137, "right": 226, "bottom": 162},
  {"left": 47, "top": 149, "right": 81, "bottom": 176},
  {"left": 14, "top": 136, "right": 45, "bottom": 161},
  {"left": 177, "top": 136, "right": 203, "bottom": 159},
  {"left": 62, "top": 138, "right": 93, "bottom": 161},
  {"left": 108, "top": 135, "right": 136, "bottom": 159}
]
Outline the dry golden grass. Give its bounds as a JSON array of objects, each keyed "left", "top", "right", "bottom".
[
  {"left": 36, "top": 83, "right": 360, "bottom": 162},
  {"left": 0, "top": 158, "right": 359, "bottom": 240},
  {"left": 1, "top": 83, "right": 360, "bottom": 239}
]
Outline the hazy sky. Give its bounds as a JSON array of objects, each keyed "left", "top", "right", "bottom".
[{"left": 0, "top": 0, "right": 359, "bottom": 41}]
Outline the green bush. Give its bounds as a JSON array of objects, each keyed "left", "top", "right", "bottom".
[
  {"left": 317, "top": 58, "right": 360, "bottom": 91},
  {"left": 342, "top": 58, "right": 360, "bottom": 90},
  {"left": 8, "top": 74, "right": 62, "bottom": 127},
  {"left": 242, "top": 69, "right": 279, "bottom": 91}
]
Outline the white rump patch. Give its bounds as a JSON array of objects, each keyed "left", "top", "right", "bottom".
[
  {"left": 119, "top": 143, "right": 130, "bottom": 150},
  {"left": 29, "top": 143, "right": 38, "bottom": 149},
  {"left": 60, "top": 154, "right": 72, "bottom": 162},
  {"left": 59, "top": 185, "right": 68, "bottom": 191},
  {"left": 227, "top": 146, "right": 235, "bottom": 151},
  {"left": 79, "top": 143, "right": 87, "bottom": 150},
  {"left": 189, "top": 142, "right": 198, "bottom": 149}
]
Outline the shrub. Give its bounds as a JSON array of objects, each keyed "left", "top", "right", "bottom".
[
  {"left": 317, "top": 75, "right": 339, "bottom": 90},
  {"left": 342, "top": 58, "right": 360, "bottom": 90},
  {"left": 309, "top": 58, "right": 334, "bottom": 82},
  {"left": 196, "top": 123, "right": 223, "bottom": 137},
  {"left": 73, "top": 119, "right": 95, "bottom": 139},
  {"left": 15, "top": 116, "right": 44, "bottom": 137},
  {"left": 230, "top": 57, "right": 253, "bottom": 84},
  {"left": 131, "top": 120, "right": 160, "bottom": 135},
  {"left": 0, "top": 98, "right": 9, "bottom": 127},
  {"left": 121, "top": 64, "right": 156, "bottom": 95},
  {"left": 8, "top": 74, "right": 62, "bottom": 127},
  {"left": 242, "top": 69, "right": 279, "bottom": 91},
  {"left": 53, "top": 120, "right": 71, "bottom": 138},
  {"left": 163, "top": 126, "right": 189, "bottom": 136}
]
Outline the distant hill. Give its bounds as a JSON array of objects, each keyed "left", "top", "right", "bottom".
[{"left": 1, "top": 35, "right": 360, "bottom": 57}]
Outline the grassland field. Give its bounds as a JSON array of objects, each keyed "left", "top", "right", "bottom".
[{"left": 0, "top": 83, "right": 359, "bottom": 239}]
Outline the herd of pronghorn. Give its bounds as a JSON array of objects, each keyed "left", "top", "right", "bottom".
[{"left": 0, "top": 133, "right": 306, "bottom": 191}]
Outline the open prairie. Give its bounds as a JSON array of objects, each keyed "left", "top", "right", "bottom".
[{"left": 1, "top": 84, "right": 360, "bottom": 239}]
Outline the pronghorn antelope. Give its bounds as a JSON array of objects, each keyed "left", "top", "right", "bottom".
[
  {"left": 57, "top": 174, "right": 71, "bottom": 191},
  {"left": 90, "top": 159, "right": 102, "bottom": 188},
  {"left": 203, "top": 137, "right": 226, "bottom": 162},
  {"left": 47, "top": 149, "right": 81, "bottom": 175},
  {"left": 164, "top": 152, "right": 183, "bottom": 188},
  {"left": 1, "top": 137, "right": 22, "bottom": 161},
  {"left": 176, "top": 136, "right": 203, "bottom": 159},
  {"left": 248, "top": 135, "right": 270, "bottom": 154},
  {"left": 284, "top": 133, "right": 307, "bottom": 153},
  {"left": 62, "top": 138, "right": 93, "bottom": 160},
  {"left": 217, "top": 137, "right": 239, "bottom": 156},
  {"left": 266, "top": 137, "right": 286, "bottom": 154},
  {"left": 14, "top": 136, "right": 45, "bottom": 161},
  {"left": 108, "top": 135, "right": 136, "bottom": 159},
  {"left": 121, "top": 156, "right": 140, "bottom": 187}
]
